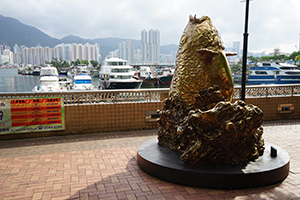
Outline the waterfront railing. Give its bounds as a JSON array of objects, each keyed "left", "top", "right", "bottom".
[
  {"left": 1, "top": 84, "right": 300, "bottom": 104},
  {"left": 0, "top": 88, "right": 169, "bottom": 104},
  {"left": 233, "top": 84, "right": 300, "bottom": 98}
]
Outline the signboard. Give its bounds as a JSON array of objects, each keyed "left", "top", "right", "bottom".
[{"left": 0, "top": 96, "right": 65, "bottom": 134}]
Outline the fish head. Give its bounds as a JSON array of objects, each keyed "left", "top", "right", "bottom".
[{"left": 179, "top": 15, "right": 225, "bottom": 54}]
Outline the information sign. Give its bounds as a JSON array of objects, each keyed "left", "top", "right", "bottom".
[{"left": 0, "top": 96, "right": 65, "bottom": 134}]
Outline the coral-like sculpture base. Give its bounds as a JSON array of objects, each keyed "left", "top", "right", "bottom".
[{"left": 157, "top": 86, "right": 264, "bottom": 166}]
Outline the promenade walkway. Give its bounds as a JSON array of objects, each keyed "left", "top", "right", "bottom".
[{"left": 1, "top": 120, "right": 300, "bottom": 200}]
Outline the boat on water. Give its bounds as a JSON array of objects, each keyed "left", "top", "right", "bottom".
[
  {"left": 233, "top": 74, "right": 242, "bottom": 84},
  {"left": 75, "top": 64, "right": 89, "bottom": 74},
  {"left": 22, "top": 70, "right": 30, "bottom": 75},
  {"left": 72, "top": 64, "right": 98, "bottom": 90},
  {"left": 134, "top": 66, "right": 157, "bottom": 86},
  {"left": 99, "top": 58, "right": 143, "bottom": 89},
  {"left": 73, "top": 73, "right": 98, "bottom": 90},
  {"left": 32, "top": 65, "right": 68, "bottom": 92},
  {"left": 58, "top": 70, "right": 72, "bottom": 89},
  {"left": 32, "top": 67, "right": 41, "bottom": 76},
  {"left": 248, "top": 62, "right": 300, "bottom": 85},
  {"left": 155, "top": 67, "right": 174, "bottom": 86}
]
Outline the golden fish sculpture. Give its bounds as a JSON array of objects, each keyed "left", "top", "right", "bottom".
[
  {"left": 169, "top": 15, "right": 234, "bottom": 109},
  {"left": 157, "top": 15, "right": 264, "bottom": 166}
]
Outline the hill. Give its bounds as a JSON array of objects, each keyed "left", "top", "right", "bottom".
[
  {"left": 0, "top": 14, "right": 178, "bottom": 58},
  {"left": 0, "top": 14, "right": 59, "bottom": 48},
  {"left": 160, "top": 44, "right": 178, "bottom": 54}
]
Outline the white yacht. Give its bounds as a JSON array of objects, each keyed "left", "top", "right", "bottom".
[
  {"left": 99, "top": 58, "right": 142, "bottom": 89},
  {"left": 73, "top": 73, "right": 98, "bottom": 90},
  {"left": 75, "top": 64, "right": 89, "bottom": 74},
  {"left": 248, "top": 62, "right": 300, "bottom": 85},
  {"left": 32, "top": 65, "right": 67, "bottom": 92},
  {"left": 58, "top": 70, "right": 72, "bottom": 89}
]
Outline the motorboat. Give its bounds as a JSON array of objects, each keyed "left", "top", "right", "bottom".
[
  {"left": 233, "top": 74, "right": 242, "bottom": 84},
  {"left": 248, "top": 62, "right": 300, "bottom": 85},
  {"left": 134, "top": 66, "right": 157, "bottom": 86},
  {"left": 155, "top": 67, "right": 174, "bottom": 86},
  {"left": 32, "top": 67, "right": 40, "bottom": 76},
  {"left": 58, "top": 70, "right": 72, "bottom": 89},
  {"left": 99, "top": 58, "right": 142, "bottom": 89},
  {"left": 75, "top": 64, "right": 89, "bottom": 74},
  {"left": 73, "top": 73, "right": 97, "bottom": 90},
  {"left": 32, "top": 65, "right": 67, "bottom": 91}
]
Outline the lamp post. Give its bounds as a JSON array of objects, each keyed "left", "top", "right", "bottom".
[{"left": 241, "top": 0, "right": 250, "bottom": 101}]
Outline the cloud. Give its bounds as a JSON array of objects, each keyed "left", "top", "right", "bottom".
[{"left": 0, "top": 0, "right": 299, "bottom": 54}]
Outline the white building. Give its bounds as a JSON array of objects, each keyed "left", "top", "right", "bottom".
[
  {"left": 140, "top": 29, "right": 160, "bottom": 63},
  {"left": 2, "top": 49, "right": 13, "bottom": 64},
  {"left": 149, "top": 29, "right": 160, "bottom": 63},
  {"left": 118, "top": 40, "right": 134, "bottom": 64},
  {"left": 141, "top": 30, "right": 147, "bottom": 62}
]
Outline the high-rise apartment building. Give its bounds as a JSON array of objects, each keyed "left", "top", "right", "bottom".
[
  {"left": 118, "top": 40, "right": 134, "bottom": 64},
  {"left": 0, "top": 45, "right": 4, "bottom": 55},
  {"left": 140, "top": 29, "right": 160, "bottom": 63},
  {"left": 141, "top": 30, "right": 147, "bottom": 62},
  {"left": 127, "top": 40, "right": 134, "bottom": 64},
  {"left": 233, "top": 41, "right": 240, "bottom": 58},
  {"left": 2, "top": 42, "right": 100, "bottom": 65},
  {"left": 149, "top": 29, "right": 160, "bottom": 63}
]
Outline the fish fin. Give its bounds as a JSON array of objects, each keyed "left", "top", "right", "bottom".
[
  {"left": 225, "top": 51, "right": 238, "bottom": 57},
  {"left": 197, "top": 48, "right": 219, "bottom": 57},
  {"left": 197, "top": 49, "right": 218, "bottom": 64}
]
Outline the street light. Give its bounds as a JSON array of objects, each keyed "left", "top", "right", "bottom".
[{"left": 241, "top": 0, "right": 251, "bottom": 101}]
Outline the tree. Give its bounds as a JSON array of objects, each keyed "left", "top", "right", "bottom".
[
  {"left": 74, "top": 59, "right": 81, "bottom": 66},
  {"left": 49, "top": 58, "right": 62, "bottom": 70},
  {"left": 247, "top": 56, "right": 258, "bottom": 63},
  {"left": 288, "top": 51, "right": 300, "bottom": 64},
  {"left": 61, "top": 60, "right": 70, "bottom": 68},
  {"left": 74, "top": 59, "right": 89, "bottom": 66},
  {"left": 81, "top": 60, "right": 89, "bottom": 65},
  {"left": 230, "top": 63, "right": 242, "bottom": 74},
  {"left": 295, "top": 55, "right": 300, "bottom": 66},
  {"left": 90, "top": 60, "right": 99, "bottom": 68}
]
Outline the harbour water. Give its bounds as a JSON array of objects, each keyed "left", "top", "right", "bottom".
[
  {"left": 0, "top": 68, "right": 101, "bottom": 92},
  {"left": 0, "top": 68, "right": 166, "bottom": 92},
  {"left": 0, "top": 68, "right": 40, "bottom": 92}
]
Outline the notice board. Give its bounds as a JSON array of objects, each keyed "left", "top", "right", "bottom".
[{"left": 0, "top": 96, "right": 65, "bottom": 134}]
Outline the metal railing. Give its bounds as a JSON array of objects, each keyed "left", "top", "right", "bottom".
[
  {"left": 1, "top": 84, "right": 300, "bottom": 104},
  {"left": 0, "top": 88, "right": 170, "bottom": 104},
  {"left": 233, "top": 84, "right": 300, "bottom": 99}
]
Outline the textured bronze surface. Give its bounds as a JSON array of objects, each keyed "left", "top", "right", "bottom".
[
  {"left": 169, "top": 15, "right": 233, "bottom": 109},
  {"left": 157, "top": 15, "right": 264, "bottom": 166}
]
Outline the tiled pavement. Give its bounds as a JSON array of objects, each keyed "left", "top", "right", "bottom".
[{"left": 1, "top": 120, "right": 300, "bottom": 200}]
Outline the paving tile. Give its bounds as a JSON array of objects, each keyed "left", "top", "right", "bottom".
[{"left": 1, "top": 123, "right": 300, "bottom": 199}]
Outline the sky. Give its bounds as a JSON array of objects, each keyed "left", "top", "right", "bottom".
[{"left": 1, "top": 0, "right": 300, "bottom": 54}]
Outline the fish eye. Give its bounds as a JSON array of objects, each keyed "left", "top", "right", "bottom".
[{"left": 180, "top": 34, "right": 187, "bottom": 44}]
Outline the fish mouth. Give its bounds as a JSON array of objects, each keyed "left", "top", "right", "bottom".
[{"left": 189, "top": 15, "right": 211, "bottom": 24}]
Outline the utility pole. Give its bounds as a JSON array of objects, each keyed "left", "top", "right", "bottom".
[{"left": 241, "top": 0, "right": 250, "bottom": 101}]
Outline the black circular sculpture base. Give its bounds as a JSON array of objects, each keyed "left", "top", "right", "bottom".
[{"left": 137, "top": 138, "right": 290, "bottom": 189}]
